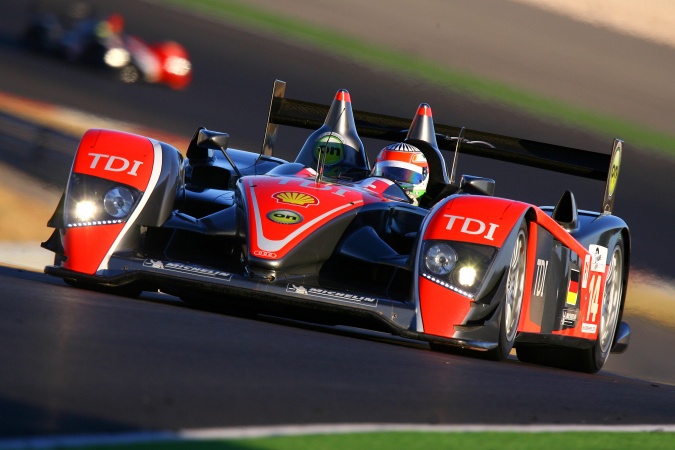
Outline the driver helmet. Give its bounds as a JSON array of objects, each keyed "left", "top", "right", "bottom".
[{"left": 372, "top": 142, "right": 429, "bottom": 203}]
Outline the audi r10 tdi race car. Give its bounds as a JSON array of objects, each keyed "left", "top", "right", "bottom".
[{"left": 42, "top": 80, "right": 630, "bottom": 373}]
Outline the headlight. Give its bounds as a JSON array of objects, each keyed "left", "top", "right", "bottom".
[
  {"left": 65, "top": 174, "right": 141, "bottom": 227},
  {"left": 164, "top": 56, "right": 191, "bottom": 76},
  {"left": 104, "top": 48, "right": 131, "bottom": 68},
  {"left": 104, "top": 186, "right": 135, "bottom": 218},
  {"left": 424, "top": 243, "right": 457, "bottom": 276},
  {"left": 457, "top": 265, "right": 478, "bottom": 287},
  {"left": 74, "top": 200, "right": 98, "bottom": 221},
  {"left": 420, "top": 240, "right": 497, "bottom": 298}
]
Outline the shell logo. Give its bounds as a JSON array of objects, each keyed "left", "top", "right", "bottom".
[{"left": 272, "top": 191, "right": 319, "bottom": 207}]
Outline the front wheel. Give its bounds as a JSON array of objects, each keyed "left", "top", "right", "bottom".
[{"left": 486, "top": 222, "right": 527, "bottom": 361}]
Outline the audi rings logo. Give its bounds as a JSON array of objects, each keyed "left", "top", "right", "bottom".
[
  {"left": 267, "top": 209, "right": 303, "bottom": 225},
  {"left": 253, "top": 250, "right": 278, "bottom": 258}
]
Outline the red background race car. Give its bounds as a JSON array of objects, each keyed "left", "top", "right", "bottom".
[{"left": 23, "top": 4, "right": 191, "bottom": 89}]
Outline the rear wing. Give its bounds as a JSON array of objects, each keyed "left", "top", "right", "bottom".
[{"left": 261, "top": 80, "right": 622, "bottom": 214}]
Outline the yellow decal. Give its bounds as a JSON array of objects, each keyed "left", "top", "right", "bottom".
[
  {"left": 608, "top": 143, "right": 621, "bottom": 198},
  {"left": 273, "top": 191, "right": 319, "bottom": 207},
  {"left": 313, "top": 134, "right": 344, "bottom": 165},
  {"left": 267, "top": 209, "right": 303, "bottom": 225}
]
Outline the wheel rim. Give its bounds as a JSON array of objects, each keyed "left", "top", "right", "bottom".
[
  {"left": 504, "top": 229, "right": 526, "bottom": 342},
  {"left": 599, "top": 246, "right": 623, "bottom": 353}
]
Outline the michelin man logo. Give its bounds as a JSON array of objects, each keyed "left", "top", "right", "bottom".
[
  {"left": 144, "top": 259, "right": 165, "bottom": 269},
  {"left": 287, "top": 284, "right": 308, "bottom": 295}
]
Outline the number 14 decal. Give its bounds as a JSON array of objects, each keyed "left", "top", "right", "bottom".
[{"left": 586, "top": 273, "right": 603, "bottom": 322}]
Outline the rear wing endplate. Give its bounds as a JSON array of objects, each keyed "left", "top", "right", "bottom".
[{"left": 261, "top": 80, "right": 622, "bottom": 213}]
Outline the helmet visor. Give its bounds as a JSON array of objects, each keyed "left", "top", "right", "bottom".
[{"left": 373, "top": 164, "right": 425, "bottom": 185}]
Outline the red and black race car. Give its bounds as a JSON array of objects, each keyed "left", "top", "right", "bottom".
[
  {"left": 23, "top": 5, "right": 191, "bottom": 89},
  {"left": 42, "top": 80, "right": 630, "bottom": 373}
]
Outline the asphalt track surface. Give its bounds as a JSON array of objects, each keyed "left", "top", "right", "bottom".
[
  {"left": 1, "top": 0, "right": 675, "bottom": 438},
  {"left": 2, "top": 265, "right": 675, "bottom": 438}
]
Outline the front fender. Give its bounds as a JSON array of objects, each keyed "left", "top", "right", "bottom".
[
  {"left": 414, "top": 195, "right": 531, "bottom": 338},
  {"left": 57, "top": 129, "right": 183, "bottom": 274}
]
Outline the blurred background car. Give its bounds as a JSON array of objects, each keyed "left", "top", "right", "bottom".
[{"left": 23, "top": 1, "right": 192, "bottom": 89}]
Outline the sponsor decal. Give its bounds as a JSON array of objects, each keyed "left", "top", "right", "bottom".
[
  {"left": 581, "top": 323, "right": 598, "bottom": 334},
  {"left": 566, "top": 269, "right": 580, "bottom": 305},
  {"left": 313, "top": 133, "right": 345, "bottom": 165},
  {"left": 272, "top": 191, "right": 319, "bottom": 207},
  {"left": 277, "top": 179, "right": 349, "bottom": 197},
  {"left": 582, "top": 254, "right": 591, "bottom": 289},
  {"left": 88, "top": 153, "right": 144, "bottom": 176},
  {"left": 533, "top": 258, "right": 548, "bottom": 298},
  {"left": 143, "top": 259, "right": 232, "bottom": 280},
  {"left": 608, "top": 142, "right": 621, "bottom": 198},
  {"left": 286, "top": 284, "right": 377, "bottom": 307},
  {"left": 563, "top": 310, "right": 578, "bottom": 321},
  {"left": 561, "top": 308, "right": 578, "bottom": 329},
  {"left": 589, "top": 245, "right": 607, "bottom": 273},
  {"left": 253, "top": 250, "right": 278, "bottom": 258},
  {"left": 443, "top": 215, "right": 499, "bottom": 241},
  {"left": 586, "top": 273, "right": 603, "bottom": 323},
  {"left": 412, "top": 152, "right": 427, "bottom": 163},
  {"left": 146, "top": 259, "right": 164, "bottom": 269},
  {"left": 267, "top": 209, "right": 303, "bottom": 225},
  {"left": 287, "top": 284, "right": 308, "bottom": 295},
  {"left": 363, "top": 178, "right": 394, "bottom": 193},
  {"left": 249, "top": 179, "right": 363, "bottom": 254}
]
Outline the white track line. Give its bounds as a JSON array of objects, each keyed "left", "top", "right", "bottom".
[{"left": 2, "top": 423, "right": 675, "bottom": 449}]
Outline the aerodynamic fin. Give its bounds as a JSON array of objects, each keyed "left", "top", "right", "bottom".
[
  {"left": 265, "top": 81, "right": 621, "bottom": 211},
  {"left": 403, "top": 103, "right": 450, "bottom": 190},
  {"left": 260, "top": 79, "right": 286, "bottom": 156},
  {"left": 293, "top": 88, "right": 369, "bottom": 179}
]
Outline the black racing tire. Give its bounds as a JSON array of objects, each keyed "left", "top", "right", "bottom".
[
  {"left": 119, "top": 64, "right": 141, "bottom": 84},
  {"left": 485, "top": 220, "right": 528, "bottom": 361},
  {"left": 516, "top": 236, "right": 626, "bottom": 373}
]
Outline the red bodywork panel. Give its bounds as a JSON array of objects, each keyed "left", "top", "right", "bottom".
[
  {"left": 242, "top": 175, "right": 398, "bottom": 260},
  {"left": 419, "top": 196, "right": 530, "bottom": 337},
  {"left": 63, "top": 129, "right": 157, "bottom": 274},
  {"left": 71, "top": 129, "right": 155, "bottom": 190},
  {"left": 424, "top": 196, "right": 529, "bottom": 246},
  {"left": 417, "top": 195, "right": 604, "bottom": 341}
]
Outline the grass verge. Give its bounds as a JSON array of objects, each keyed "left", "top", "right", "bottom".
[
  {"left": 64, "top": 430, "right": 675, "bottom": 450},
  {"left": 160, "top": 0, "right": 675, "bottom": 157}
]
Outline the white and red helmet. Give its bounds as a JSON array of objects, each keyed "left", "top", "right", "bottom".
[{"left": 372, "top": 142, "right": 429, "bottom": 202}]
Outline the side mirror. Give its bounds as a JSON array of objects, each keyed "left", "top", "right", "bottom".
[
  {"left": 459, "top": 175, "right": 495, "bottom": 196},
  {"left": 196, "top": 129, "right": 241, "bottom": 178},
  {"left": 197, "top": 129, "right": 229, "bottom": 151}
]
